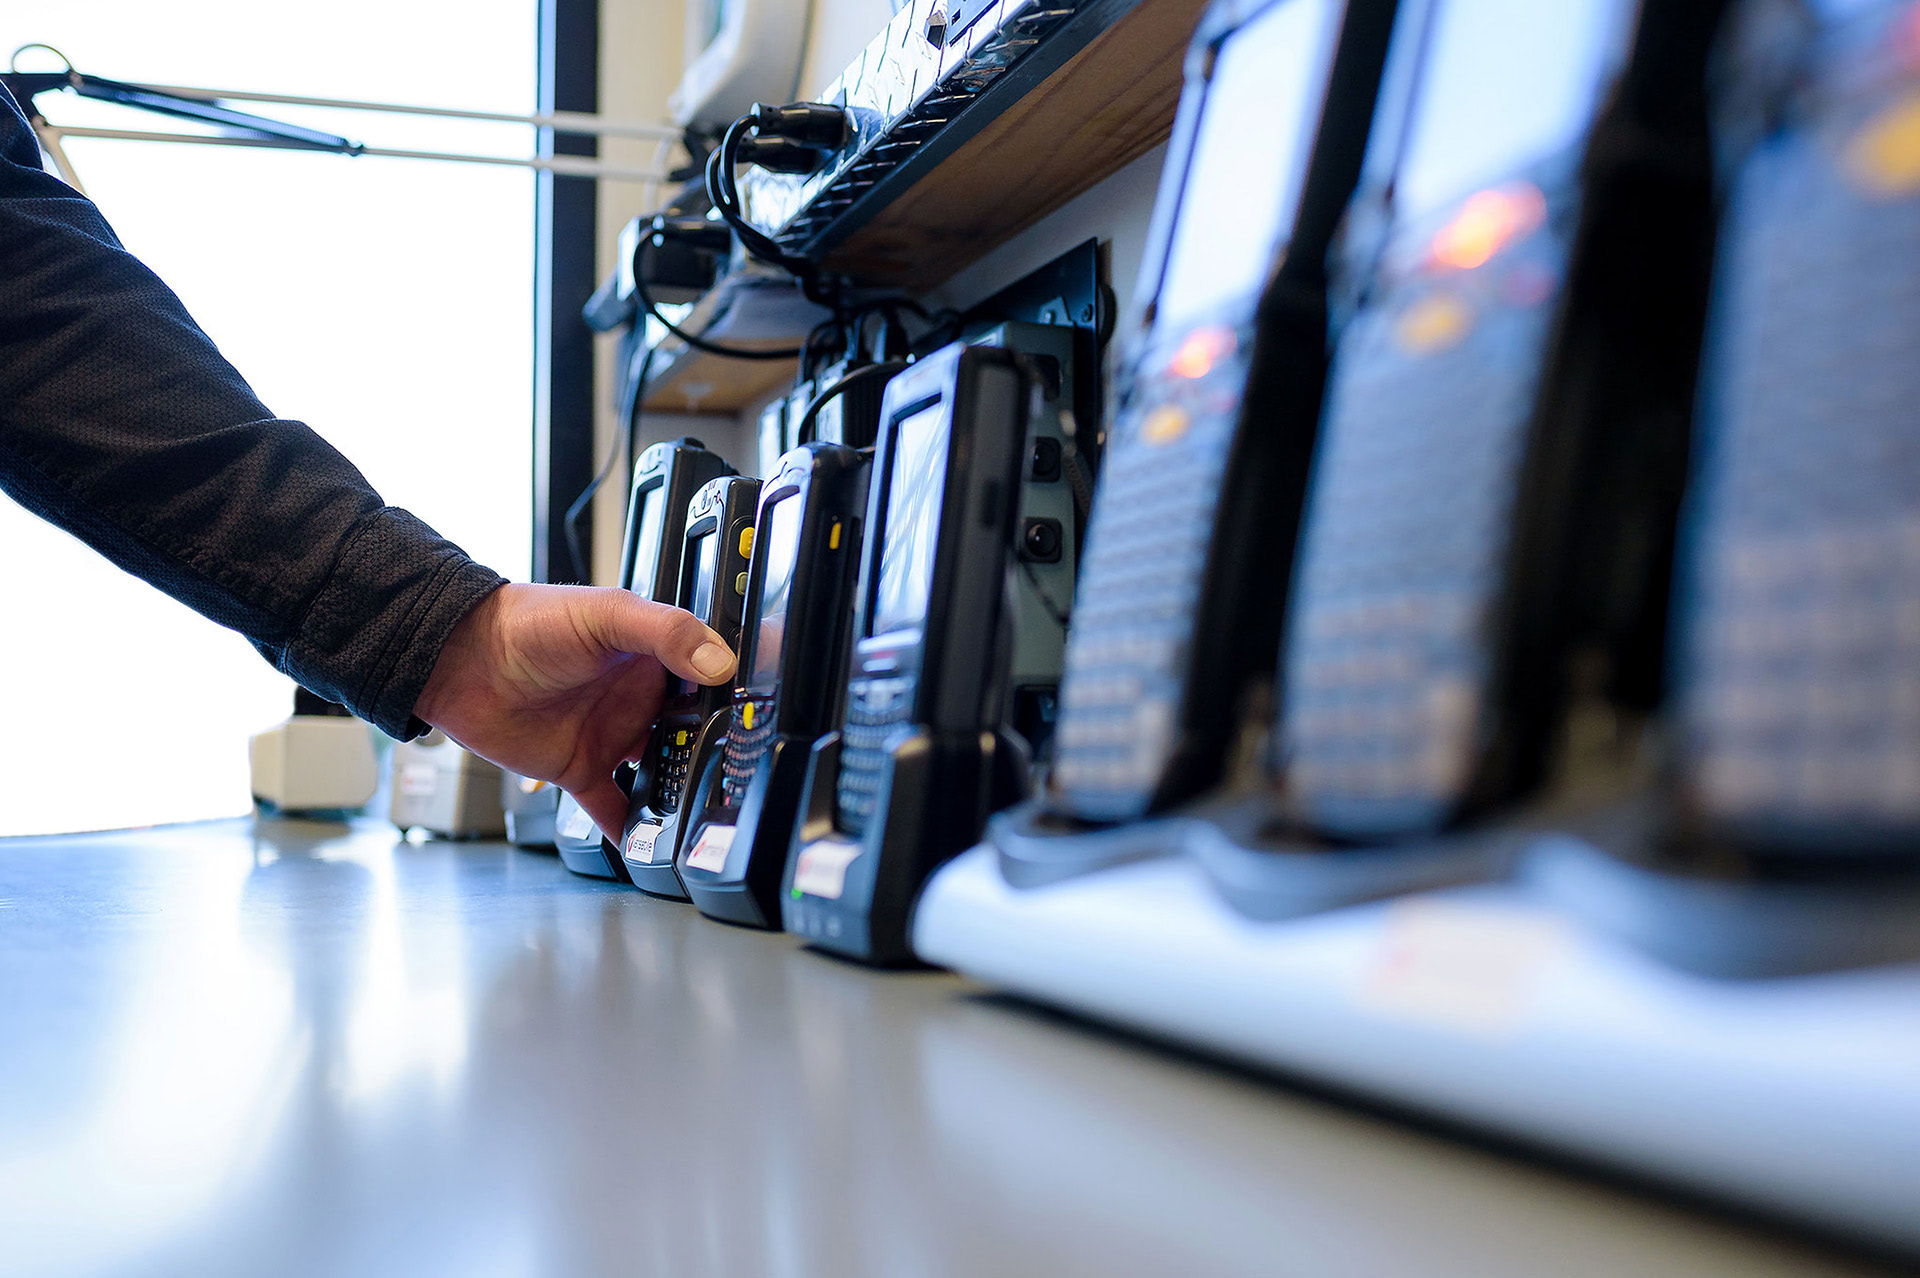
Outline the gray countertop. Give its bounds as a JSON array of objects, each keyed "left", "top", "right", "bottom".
[{"left": 0, "top": 818, "right": 1897, "bottom": 1278}]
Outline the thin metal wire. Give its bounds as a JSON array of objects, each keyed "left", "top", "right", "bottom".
[
  {"left": 40, "top": 125, "right": 669, "bottom": 183},
  {"left": 122, "top": 82, "right": 683, "bottom": 140},
  {"left": 6, "top": 47, "right": 680, "bottom": 140},
  {"left": 8, "top": 43, "right": 71, "bottom": 73}
]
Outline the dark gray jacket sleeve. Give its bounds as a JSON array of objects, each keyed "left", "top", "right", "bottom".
[{"left": 0, "top": 84, "right": 503, "bottom": 738}]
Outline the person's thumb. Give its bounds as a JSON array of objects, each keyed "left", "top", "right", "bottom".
[{"left": 591, "top": 592, "right": 737, "bottom": 685}]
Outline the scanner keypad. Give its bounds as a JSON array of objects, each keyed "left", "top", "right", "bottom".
[
  {"left": 720, "top": 698, "right": 777, "bottom": 808},
  {"left": 650, "top": 726, "right": 698, "bottom": 814},
  {"left": 836, "top": 677, "right": 915, "bottom": 835},
  {"left": 1281, "top": 223, "right": 1561, "bottom": 835},
  {"left": 1048, "top": 328, "right": 1246, "bottom": 808},
  {"left": 1678, "top": 13, "right": 1920, "bottom": 833}
]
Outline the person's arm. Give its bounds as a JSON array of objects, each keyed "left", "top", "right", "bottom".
[
  {"left": 0, "top": 85, "right": 735, "bottom": 833},
  {"left": 0, "top": 84, "right": 502, "bottom": 737}
]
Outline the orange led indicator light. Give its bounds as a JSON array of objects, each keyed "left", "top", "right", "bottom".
[
  {"left": 1168, "top": 325, "right": 1236, "bottom": 379},
  {"left": 1142, "top": 405, "right": 1192, "bottom": 445},
  {"left": 1428, "top": 183, "right": 1547, "bottom": 270},
  {"left": 1845, "top": 92, "right": 1920, "bottom": 197}
]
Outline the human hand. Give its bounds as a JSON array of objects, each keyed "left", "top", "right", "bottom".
[{"left": 413, "top": 583, "right": 737, "bottom": 836}]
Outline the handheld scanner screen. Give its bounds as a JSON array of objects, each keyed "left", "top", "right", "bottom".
[
  {"left": 1673, "top": 0, "right": 1920, "bottom": 855},
  {"left": 659, "top": 524, "right": 722, "bottom": 713},
  {"left": 835, "top": 367, "right": 981, "bottom": 839},
  {"left": 869, "top": 401, "right": 952, "bottom": 643},
  {"left": 1387, "top": 0, "right": 1627, "bottom": 237},
  {"left": 1276, "top": 0, "right": 1631, "bottom": 840},
  {"left": 1048, "top": 0, "right": 1359, "bottom": 819},
  {"left": 642, "top": 519, "right": 725, "bottom": 814},
  {"left": 684, "top": 526, "right": 721, "bottom": 625},
  {"left": 747, "top": 492, "right": 803, "bottom": 693},
  {"left": 721, "top": 490, "right": 802, "bottom": 810},
  {"left": 624, "top": 480, "right": 667, "bottom": 598},
  {"left": 1152, "top": 0, "right": 1343, "bottom": 332}
]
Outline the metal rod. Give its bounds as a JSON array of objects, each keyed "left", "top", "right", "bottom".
[
  {"left": 120, "top": 81, "right": 681, "bottom": 140},
  {"left": 28, "top": 120, "right": 87, "bottom": 194},
  {"left": 45, "top": 125, "right": 669, "bottom": 182}
]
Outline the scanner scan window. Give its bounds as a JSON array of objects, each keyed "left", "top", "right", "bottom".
[{"left": 0, "top": 0, "right": 536, "bottom": 836}]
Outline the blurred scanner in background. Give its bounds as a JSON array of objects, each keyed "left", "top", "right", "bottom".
[
  {"left": 1532, "top": 0, "right": 1920, "bottom": 977},
  {"left": 1668, "top": 0, "right": 1920, "bottom": 871},
  {"left": 990, "top": 0, "right": 1403, "bottom": 883},
  {"left": 555, "top": 437, "right": 735, "bottom": 881},
  {"left": 1187, "top": 0, "right": 1723, "bottom": 915},
  {"left": 914, "top": 0, "right": 1920, "bottom": 1253}
]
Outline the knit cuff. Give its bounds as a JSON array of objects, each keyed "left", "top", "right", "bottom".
[{"left": 271, "top": 505, "right": 505, "bottom": 739}]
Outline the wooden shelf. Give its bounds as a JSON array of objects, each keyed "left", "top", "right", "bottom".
[
  {"left": 639, "top": 274, "right": 820, "bottom": 413},
  {"left": 818, "top": 0, "right": 1207, "bottom": 292},
  {"left": 642, "top": 0, "right": 1207, "bottom": 406},
  {"left": 641, "top": 343, "right": 800, "bottom": 414}
]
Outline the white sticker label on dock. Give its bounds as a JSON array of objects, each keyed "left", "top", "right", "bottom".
[
  {"left": 625, "top": 822, "right": 667, "bottom": 865},
  {"left": 792, "top": 838, "right": 861, "bottom": 900},
  {"left": 684, "top": 824, "right": 736, "bottom": 874},
  {"left": 1362, "top": 900, "right": 1567, "bottom": 1038},
  {"left": 399, "top": 764, "right": 438, "bottom": 797},
  {"left": 557, "top": 801, "right": 596, "bottom": 842}
]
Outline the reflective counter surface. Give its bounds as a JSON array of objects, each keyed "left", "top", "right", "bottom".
[{"left": 0, "top": 818, "right": 1900, "bottom": 1278}]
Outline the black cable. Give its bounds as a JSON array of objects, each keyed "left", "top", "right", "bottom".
[
  {"left": 837, "top": 295, "right": 939, "bottom": 364},
  {"left": 707, "top": 118, "right": 799, "bottom": 271},
  {"left": 694, "top": 110, "right": 945, "bottom": 375},
  {"left": 564, "top": 339, "right": 655, "bottom": 582},
  {"left": 1057, "top": 405, "right": 1096, "bottom": 530},
  {"left": 912, "top": 306, "right": 966, "bottom": 351},
  {"left": 1019, "top": 557, "right": 1073, "bottom": 630},
  {"left": 800, "top": 319, "right": 845, "bottom": 378},
  {"left": 794, "top": 359, "right": 911, "bottom": 444},
  {"left": 632, "top": 269, "right": 803, "bottom": 361},
  {"left": 708, "top": 117, "right": 845, "bottom": 311}
]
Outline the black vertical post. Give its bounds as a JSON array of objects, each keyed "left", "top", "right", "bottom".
[{"left": 533, "top": 0, "right": 600, "bottom": 583}]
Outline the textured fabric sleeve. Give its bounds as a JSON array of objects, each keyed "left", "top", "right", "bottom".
[{"left": 0, "top": 84, "right": 503, "bottom": 737}]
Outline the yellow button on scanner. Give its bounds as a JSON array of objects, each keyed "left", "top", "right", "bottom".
[
  {"left": 675, "top": 730, "right": 688, "bottom": 747},
  {"left": 743, "top": 702, "right": 756, "bottom": 730},
  {"left": 829, "top": 520, "right": 842, "bottom": 551},
  {"left": 738, "top": 527, "right": 755, "bottom": 559},
  {"left": 734, "top": 571, "right": 749, "bottom": 596}
]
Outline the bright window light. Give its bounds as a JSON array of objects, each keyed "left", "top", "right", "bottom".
[{"left": 0, "top": 0, "right": 536, "bottom": 835}]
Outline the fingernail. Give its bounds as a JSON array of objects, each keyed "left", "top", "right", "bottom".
[{"left": 692, "top": 641, "right": 735, "bottom": 680}]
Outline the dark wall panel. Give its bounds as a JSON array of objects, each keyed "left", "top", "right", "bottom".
[{"left": 533, "top": 0, "right": 600, "bottom": 582}]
